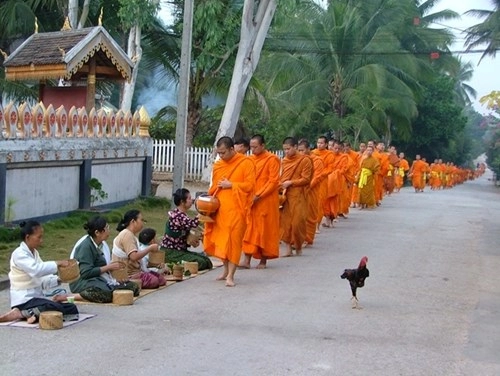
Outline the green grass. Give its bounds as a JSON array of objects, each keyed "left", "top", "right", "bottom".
[{"left": 0, "top": 197, "right": 172, "bottom": 276}]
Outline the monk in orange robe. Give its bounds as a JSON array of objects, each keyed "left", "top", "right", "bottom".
[
  {"left": 311, "top": 136, "right": 334, "bottom": 229},
  {"left": 298, "top": 138, "right": 324, "bottom": 246},
  {"left": 358, "top": 145, "right": 380, "bottom": 209},
  {"left": 203, "top": 137, "right": 255, "bottom": 287},
  {"left": 408, "top": 154, "right": 427, "bottom": 193},
  {"left": 241, "top": 134, "right": 281, "bottom": 269},
  {"left": 280, "top": 137, "right": 313, "bottom": 257},
  {"left": 373, "top": 142, "right": 389, "bottom": 204},
  {"left": 385, "top": 145, "right": 399, "bottom": 195},
  {"left": 325, "top": 140, "right": 348, "bottom": 220},
  {"left": 351, "top": 143, "right": 366, "bottom": 206},
  {"left": 394, "top": 152, "right": 410, "bottom": 192}
]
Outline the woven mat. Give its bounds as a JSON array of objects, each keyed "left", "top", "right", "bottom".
[
  {"left": 0, "top": 313, "right": 96, "bottom": 329},
  {"left": 73, "top": 259, "right": 222, "bottom": 306}
]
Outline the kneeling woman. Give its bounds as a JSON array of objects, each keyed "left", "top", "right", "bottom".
[
  {"left": 0, "top": 221, "right": 78, "bottom": 324},
  {"left": 161, "top": 188, "right": 213, "bottom": 271},
  {"left": 112, "top": 210, "right": 165, "bottom": 289},
  {"left": 69, "top": 216, "right": 139, "bottom": 303}
]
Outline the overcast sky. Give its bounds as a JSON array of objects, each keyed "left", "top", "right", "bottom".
[{"left": 431, "top": 0, "right": 498, "bottom": 114}]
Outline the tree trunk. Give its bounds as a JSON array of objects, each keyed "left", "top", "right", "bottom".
[
  {"left": 77, "top": 0, "right": 91, "bottom": 29},
  {"left": 121, "top": 26, "right": 142, "bottom": 112},
  {"left": 201, "top": 0, "right": 276, "bottom": 182},
  {"left": 68, "top": 0, "right": 78, "bottom": 29}
]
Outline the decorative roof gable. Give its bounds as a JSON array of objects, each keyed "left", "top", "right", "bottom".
[{"left": 3, "top": 26, "right": 133, "bottom": 82}]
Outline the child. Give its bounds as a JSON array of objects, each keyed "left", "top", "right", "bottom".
[{"left": 138, "top": 228, "right": 168, "bottom": 282}]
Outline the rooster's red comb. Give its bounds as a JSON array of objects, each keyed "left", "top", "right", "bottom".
[{"left": 359, "top": 256, "right": 368, "bottom": 268}]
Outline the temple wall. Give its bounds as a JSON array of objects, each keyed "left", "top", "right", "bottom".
[{"left": 0, "top": 138, "right": 152, "bottom": 224}]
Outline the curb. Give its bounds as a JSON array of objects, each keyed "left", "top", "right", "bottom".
[{"left": 0, "top": 277, "right": 9, "bottom": 291}]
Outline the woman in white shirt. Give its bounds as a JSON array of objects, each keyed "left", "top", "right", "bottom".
[{"left": 0, "top": 220, "right": 79, "bottom": 323}]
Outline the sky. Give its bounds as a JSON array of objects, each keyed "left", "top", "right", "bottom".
[
  {"left": 431, "top": 0, "right": 498, "bottom": 114},
  {"left": 155, "top": 0, "right": 498, "bottom": 115}
]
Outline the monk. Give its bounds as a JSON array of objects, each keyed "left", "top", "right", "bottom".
[
  {"left": 358, "top": 145, "right": 380, "bottom": 209},
  {"left": 241, "top": 134, "right": 281, "bottom": 269},
  {"left": 408, "top": 154, "right": 427, "bottom": 193},
  {"left": 373, "top": 142, "right": 389, "bottom": 205},
  {"left": 311, "top": 136, "right": 334, "bottom": 228},
  {"left": 234, "top": 136, "right": 250, "bottom": 154},
  {"left": 351, "top": 143, "right": 366, "bottom": 207},
  {"left": 298, "top": 138, "right": 325, "bottom": 246},
  {"left": 325, "top": 140, "right": 348, "bottom": 221},
  {"left": 394, "top": 152, "right": 410, "bottom": 192},
  {"left": 280, "top": 137, "right": 313, "bottom": 257},
  {"left": 385, "top": 145, "right": 399, "bottom": 195},
  {"left": 203, "top": 137, "right": 255, "bottom": 287}
]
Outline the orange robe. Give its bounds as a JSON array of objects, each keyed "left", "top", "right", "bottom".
[
  {"left": 311, "top": 149, "right": 334, "bottom": 221},
  {"left": 395, "top": 158, "right": 410, "bottom": 189},
  {"left": 341, "top": 154, "right": 357, "bottom": 214},
  {"left": 358, "top": 156, "right": 380, "bottom": 206},
  {"left": 305, "top": 154, "right": 324, "bottom": 245},
  {"left": 410, "top": 160, "right": 427, "bottom": 190},
  {"left": 324, "top": 152, "right": 348, "bottom": 218},
  {"left": 280, "top": 154, "right": 313, "bottom": 249},
  {"left": 203, "top": 153, "right": 255, "bottom": 265},
  {"left": 242, "top": 151, "right": 281, "bottom": 259}
]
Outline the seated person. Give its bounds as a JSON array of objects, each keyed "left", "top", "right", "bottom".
[
  {"left": 0, "top": 221, "right": 79, "bottom": 324},
  {"left": 112, "top": 210, "right": 164, "bottom": 289},
  {"left": 160, "top": 188, "right": 213, "bottom": 270},
  {"left": 69, "top": 216, "right": 139, "bottom": 303},
  {"left": 138, "top": 228, "right": 167, "bottom": 286}
]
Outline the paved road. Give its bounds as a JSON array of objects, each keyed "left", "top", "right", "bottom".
[{"left": 1, "top": 172, "right": 499, "bottom": 376}]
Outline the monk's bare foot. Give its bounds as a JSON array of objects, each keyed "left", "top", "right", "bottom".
[
  {"left": 225, "top": 279, "right": 235, "bottom": 287},
  {"left": 239, "top": 263, "right": 251, "bottom": 269},
  {"left": 0, "top": 308, "right": 23, "bottom": 322},
  {"left": 216, "top": 274, "right": 227, "bottom": 281},
  {"left": 295, "top": 249, "right": 303, "bottom": 256},
  {"left": 27, "top": 315, "right": 37, "bottom": 324},
  {"left": 315, "top": 229, "right": 320, "bottom": 234},
  {"left": 256, "top": 262, "right": 266, "bottom": 269},
  {"left": 281, "top": 252, "right": 292, "bottom": 257}
]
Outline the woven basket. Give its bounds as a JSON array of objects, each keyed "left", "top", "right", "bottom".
[
  {"left": 148, "top": 250, "right": 165, "bottom": 267},
  {"left": 58, "top": 259, "right": 80, "bottom": 283},
  {"left": 110, "top": 261, "right": 128, "bottom": 281},
  {"left": 172, "top": 264, "right": 184, "bottom": 279},
  {"left": 187, "top": 227, "right": 203, "bottom": 247},
  {"left": 39, "top": 311, "right": 63, "bottom": 330},
  {"left": 112, "top": 290, "right": 134, "bottom": 305},
  {"left": 183, "top": 261, "right": 198, "bottom": 275}
]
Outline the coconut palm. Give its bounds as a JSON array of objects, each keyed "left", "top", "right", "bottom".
[{"left": 465, "top": 0, "right": 500, "bottom": 63}]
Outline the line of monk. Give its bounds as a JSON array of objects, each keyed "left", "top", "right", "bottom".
[{"left": 203, "top": 135, "right": 484, "bottom": 287}]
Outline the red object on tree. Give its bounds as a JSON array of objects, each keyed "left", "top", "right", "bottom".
[
  {"left": 430, "top": 52, "right": 440, "bottom": 60},
  {"left": 413, "top": 16, "right": 420, "bottom": 26}
]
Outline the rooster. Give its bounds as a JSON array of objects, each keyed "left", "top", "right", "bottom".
[{"left": 341, "top": 256, "right": 369, "bottom": 309}]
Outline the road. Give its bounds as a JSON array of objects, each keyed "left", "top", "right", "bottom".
[{"left": 1, "top": 172, "right": 499, "bottom": 376}]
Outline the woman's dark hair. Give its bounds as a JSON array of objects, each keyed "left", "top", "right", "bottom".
[
  {"left": 173, "top": 188, "right": 190, "bottom": 206},
  {"left": 84, "top": 216, "right": 108, "bottom": 238},
  {"left": 116, "top": 209, "right": 141, "bottom": 232},
  {"left": 138, "top": 228, "right": 156, "bottom": 245},
  {"left": 19, "top": 220, "right": 41, "bottom": 240}
]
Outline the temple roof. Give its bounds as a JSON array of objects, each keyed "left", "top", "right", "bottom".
[{"left": 3, "top": 26, "right": 133, "bottom": 81}]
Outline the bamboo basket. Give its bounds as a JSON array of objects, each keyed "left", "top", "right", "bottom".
[
  {"left": 58, "top": 259, "right": 80, "bottom": 283},
  {"left": 172, "top": 264, "right": 184, "bottom": 280},
  {"left": 183, "top": 261, "right": 198, "bottom": 275},
  {"left": 112, "top": 290, "right": 134, "bottom": 305},
  {"left": 39, "top": 311, "right": 63, "bottom": 330},
  {"left": 187, "top": 227, "right": 203, "bottom": 247},
  {"left": 110, "top": 261, "right": 128, "bottom": 281},
  {"left": 148, "top": 250, "right": 165, "bottom": 267}
]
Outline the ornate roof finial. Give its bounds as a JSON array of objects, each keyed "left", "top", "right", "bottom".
[
  {"left": 98, "top": 7, "right": 103, "bottom": 26},
  {"left": 61, "top": 16, "right": 72, "bottom": 31},
  {"left": 35, "top": 17, "right": 39, "bottom": 34},
  {"left": 0, "top": 48, "right": 8, "bottom": 60}
]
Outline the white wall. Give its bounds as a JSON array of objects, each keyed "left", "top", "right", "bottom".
[{"left": 93, "top": 161, "right": 143, "bottom": 204}]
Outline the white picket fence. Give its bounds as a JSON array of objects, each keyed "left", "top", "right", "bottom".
[{"left": 152, "top": 139, "right": 283, "bottom": 180}]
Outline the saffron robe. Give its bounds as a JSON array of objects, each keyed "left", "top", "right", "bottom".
[
  {"left": 279, "top": 154, "right": 313, "bottom": 249},
  {"left": 242, "top": 151, "right": 281, "bottom": 259},
  {"left": 203, "top": 153, "right": 255, "bottom": 265},
  {"left": 305, "top": 154, "right": 324, "bottom": 244},
  {"left": 358, "top": 156, "right": 380, "bottom": 206}
]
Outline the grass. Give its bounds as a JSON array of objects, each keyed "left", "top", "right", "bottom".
[{"left": 0, "top": 197, "right": 172, "bottom": 277}]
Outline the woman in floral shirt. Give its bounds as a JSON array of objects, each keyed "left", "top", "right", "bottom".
[{"left": 161, "top": 189, "right": 213, "bottom": 270}]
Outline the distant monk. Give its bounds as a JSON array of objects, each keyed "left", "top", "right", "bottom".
[{"left": 358, "top": 145, "right": 380, "bottom": 209}]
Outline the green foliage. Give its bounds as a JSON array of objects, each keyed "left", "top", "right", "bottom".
[
  {"left": 88, "top": 178, "right": 108, "bottom": 207},
  {"left": 118, "top": 0, "right": 160, "bottom": 29}
]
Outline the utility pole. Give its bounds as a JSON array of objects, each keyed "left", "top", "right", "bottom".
[{"left": 172, "top": 0, "right": 194, "bottom": 202}]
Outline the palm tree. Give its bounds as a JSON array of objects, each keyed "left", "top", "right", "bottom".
[{"left": 465, "top": 0, "right": 500, "bottom": 63}]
